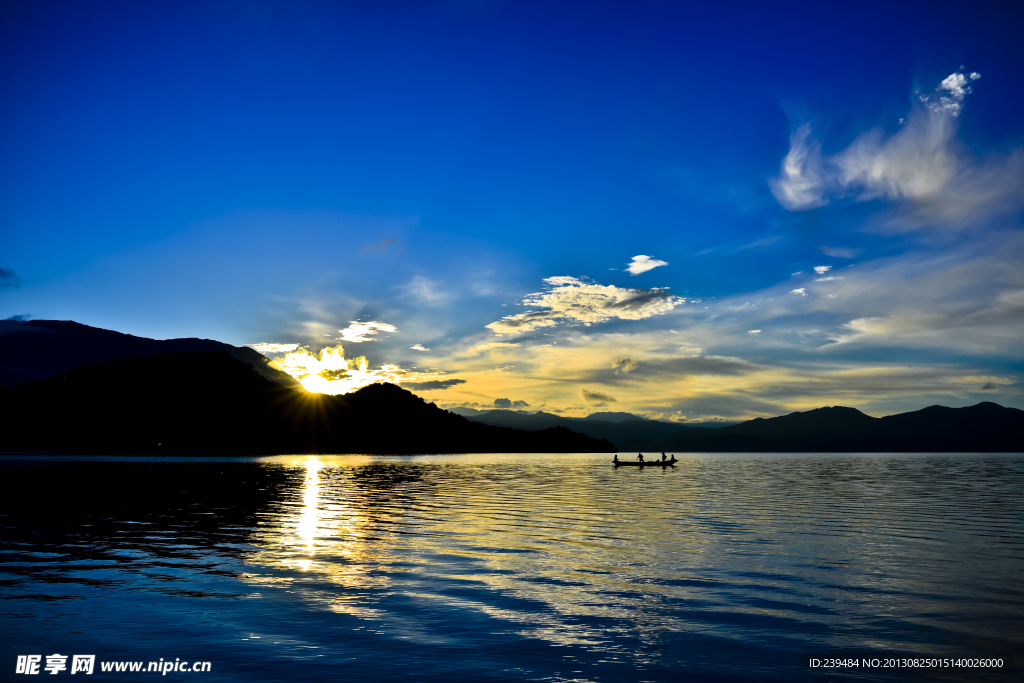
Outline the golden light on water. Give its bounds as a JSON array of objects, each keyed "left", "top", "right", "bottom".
[{"left": 296, "top": 458, "right": 322, "bottom": 557}]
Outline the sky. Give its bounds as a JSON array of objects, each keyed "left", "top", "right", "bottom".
[{"left": 2, "top": 0, "right": 1023, "bottom": 420}]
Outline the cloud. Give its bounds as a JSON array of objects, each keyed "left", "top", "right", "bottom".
[
  {"left": 486, "top": 276, "right": 683, "bottom": 335},
  {"left": 748, "top": 330, "right": 761, "bottom": 335},
  {"left": 476, "top": 342, "right": 520, "bottom": 351},
  {"left": 405, "top": 379, "right": 467, "bottom": 390},
  {"left": 737, "top": 236, "right": 782, "bottom": 251},
  {"left": 813, "top": 265, "right": 832, "bottom": 275},
  {"left": 0, "top": 266, "right": 20, "bottom": 288},
  {"left": 769, "top": 124, "right": 828, "bottom": 210},
  {"left": 494, "top": 398, "right": 529, "bottom": 409},
  {"left": 246, "top": 342, "right": 301, "bottom": 355},
  {"left": 580, "top": 388, "right": 616, "bottom": 404},
  {"left": 410, "top": 343, "right": 430, "bottom": 352},
  {"left": 980, "top": 382, "right": 996, "bottom": 391},
  {"left": 4, "top": 314, "right": 30, "bottom": 321},
  {"left": 338, "top": 320, "right": 397, "bottom": 342},
  {"left": 790, "top": 288, "right": 807, "bottom": 296},
  {"left": 625, "top": 254, "right": 668, "bottom": 275},
  {"left": 820, "top": 246, "right": 861, "bottom": 258},
  {"left": 360, "top": 237, "right": 396, "bottom": 254},
  {"left": 611, "top": 357, "right": 638, "bottom": 373},
  {"left": 403, "top": 276, "right": 450, "bottom": 305},
  {"left": 770, "top": 71, "right": 1024, "bottom": 227},
  {"left": 269, "top": 344, "right": 455, "bottom": 395},
  {"left": 921, "top": 72, "right": 981, "bottom": 117}
]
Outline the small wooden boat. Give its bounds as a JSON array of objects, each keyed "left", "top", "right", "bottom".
[{"left": 613, "top": 455, "right": 677, "bottom": 467}]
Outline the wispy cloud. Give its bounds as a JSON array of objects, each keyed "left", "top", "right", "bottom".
[
  {"left": 337, "top": 320, "right": 397, "bottom": 342},
  {"left": 0, "top": 266, "right": 20, "bottom": 288},
  {"left": 813, "top": 265, "right": 832, "bottom": 275},
  {"left": 487, "top": 276, "right": 683, "bottom": 335},
  {"left": 770, "top": 71, "right": 1024, "bottom": 228},
  {"left": 409, "top": 343, "right": 430, "bottom": 352},
  {"left": 246, "top": 342, "right": 301, "bottom": 355},
  {"left": 359, "top": 237, "right": 396, "bottom": 254},
  {"left": 403, "top": 276, "right": 451, "bottom": 305},
  {"left": 581, "top": 388, "right": 616, "bottom": 404},
  {"left": 821, "top": 246, "right": 861, "bottom": 258},
  {"left": 625, "top": 254, "right": 668, "bottom": 275},
  {"left": 405, "top": 378, "right": 466, "bottom": 390}
]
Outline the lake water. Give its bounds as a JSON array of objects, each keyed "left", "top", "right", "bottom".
[{"left": 1, "top": 453, "right": 1021, "bottom": 682}]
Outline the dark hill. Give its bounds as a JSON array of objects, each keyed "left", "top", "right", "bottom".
[
  {"left": 0, "top": 352, "right": 614, "bottom": 455},
  {"left": 467, "top": 410, "right": 713, "bottom": 447},
  {"left": 715, "top": 406, "right": 879, "bottom": 440},
  {"left": 653, "top": 402, "right": 1023, "bottom": 453},
  {"left": 0, "top": 319, "right": 298, "bottom": 388}
]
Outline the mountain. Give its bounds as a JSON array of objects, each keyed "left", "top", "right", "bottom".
[
  {"left": 0, "top": 319, "right": 298, "bottom": 388},
  {"left": 582, "top": 411, "right": 647, "bottom": 422},
  {"left": 466, "top": 410, "right": 719, "bottom": 449},
  {"left": 651, "top": 403, "right": 1024, "bottom": 453},
  {"left": 467, "top": 402, "right": 1023, "bottom": 453},
  {"left": 0, "top": 351, "right": 614, "bottom": 455}
]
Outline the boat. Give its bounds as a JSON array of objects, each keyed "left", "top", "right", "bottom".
[{"left": 613, "top": 455, "right": 677, "bottom": 467}]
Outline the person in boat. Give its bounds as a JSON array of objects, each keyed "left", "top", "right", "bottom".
[
  {"left": 613, "top": 454, "right": 619, "bottom": 463},
  {"left": 637, "top": 453, "right": 644, "bottom": 462},
  {"left": 661, "top": 453, "right": 666, "bottom": 462}
]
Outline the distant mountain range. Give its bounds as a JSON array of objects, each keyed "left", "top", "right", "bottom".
[
  {"left": 466, "top": 403, "right": 1023, "bottom": 453},
  {"left": 451, "top": 406, "right": 737, "bottom": 427},
  {"left": 1, "top": 320, "right": 1020, "bottom": 454}
]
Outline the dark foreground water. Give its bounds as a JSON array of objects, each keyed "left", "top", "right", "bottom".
[{"left": 1, "top": 453, "right": 1021, "bottom": 682}]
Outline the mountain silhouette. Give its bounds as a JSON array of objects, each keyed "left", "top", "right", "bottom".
[
  {"left": 652, "top": 403, "right": 1024, "bottom": 452},
  {"left": 0, "top": 351, "right": 614, "bottom": 455},
  {"left": 0, "top": 319, "right": 298, "bottom": 388},
  {"left": 467, "top": 410, "right": 718, "bottom": 448}
]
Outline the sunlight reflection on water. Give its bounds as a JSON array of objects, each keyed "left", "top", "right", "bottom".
[{"left": 1, "top": 452, "right": 1021, "bottom": 682}]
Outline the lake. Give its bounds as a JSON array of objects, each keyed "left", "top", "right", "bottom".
[{"left": 1, "top": 453, "right": 1021, "bottom": 682}]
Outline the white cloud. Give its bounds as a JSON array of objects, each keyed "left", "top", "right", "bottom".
[
  {"left": 269, "top": 344, "right": 454, "bottom": 395},
  {"left": 820, "top": 246, "right": 861, "bottom": 258},
  {"left": 748, "top": 330, "right": 761, "bottom": 335},
  {"left": 922, "top": 72, "right": 978, "bottom": 117},
  {"left": 790, "top": 288, "right": 807, "bottom": 296},
  {"left": 410, "top": 343, "right": 430, "bottom": 352},
  {"left": 770, "top": 72, "right": 1024, "bottom": 227},
  {"left": 768, "top": 124, "right": 828, "bottom": 210},
  {"left": 476, "top": 342, "right": 521, "bottom": 351},
  {"left": 625, "top": 254, "right": 668, "bottom": 275},
  {"left": 246, "top": 342, "right": 301, "bottom": 355},
  {"left": 486, "top": 276, "right": 684, "bottom": 335},
  {"left": 813, "top": 265, "right": 832, "bottom": 274},
  {"left": 337, "top": 320, "right": 397, "bottom": 342},
  {"left": 403, "top": 276, "right": 450, "bottom": 305}
]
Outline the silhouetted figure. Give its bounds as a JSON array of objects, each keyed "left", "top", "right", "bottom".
[
  {"left": 613, "top": 454, "right": 618, "bottom": 463},
  {"left": 637, "top": 453, "right": 644, "bottom": 462},
  {"left": 661, "top": 453, "right": 666, "bottom": 462}
]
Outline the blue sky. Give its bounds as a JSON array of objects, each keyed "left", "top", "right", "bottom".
[{"left": 2, "top": 0, "right": 1023, "bottom": 419}]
